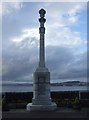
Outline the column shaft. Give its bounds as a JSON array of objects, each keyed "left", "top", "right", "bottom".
[{"left": 39, "top": 33, "right": 45, "bottom": 67}]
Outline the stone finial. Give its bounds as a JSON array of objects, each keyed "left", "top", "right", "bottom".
[{"left": 39, "top": 9, "right": 46, "bottom": 18}]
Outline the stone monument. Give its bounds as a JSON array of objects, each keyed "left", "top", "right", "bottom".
[{"left": 26, "top": 9, "right": 57, "bottom": 111}]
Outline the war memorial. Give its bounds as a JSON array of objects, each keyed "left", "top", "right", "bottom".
[{"left": 26, "top": 8, "right": 57, "bottom": 111}]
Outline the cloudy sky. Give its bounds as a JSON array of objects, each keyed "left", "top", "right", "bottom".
[{"left": 1, "top": 1, "right": 88, "bottom": 83}]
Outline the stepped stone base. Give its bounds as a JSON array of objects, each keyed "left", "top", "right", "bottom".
[{"left": 26, "top": 102, "right": 57, "bottom": 111}]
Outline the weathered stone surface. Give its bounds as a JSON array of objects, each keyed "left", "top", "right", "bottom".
[{"left": 27, "top": 103, "right": 57, "bottom": 111}]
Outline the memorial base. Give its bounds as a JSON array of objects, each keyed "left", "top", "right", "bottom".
[{"left": 26, "top": 102, "right": 57, "bottom": 111}]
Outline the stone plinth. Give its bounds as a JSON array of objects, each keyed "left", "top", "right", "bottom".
[
  {"left": 26, "top": 68, "right": 57, "bottom": 111},
  {"left": 27, "top": 103, "right": 57, "bottom": 111}
]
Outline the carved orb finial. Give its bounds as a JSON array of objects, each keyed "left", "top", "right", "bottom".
[{"left": 39, "top": 9, "right": 46, "bottom": 18}]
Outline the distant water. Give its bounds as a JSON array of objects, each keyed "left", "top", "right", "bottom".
[{"left": 1, "top": 84, "right": 88, "bottom": 92}]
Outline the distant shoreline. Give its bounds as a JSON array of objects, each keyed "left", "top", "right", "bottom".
[
  {"left": 1, "top": 85, "right": 88, "bottom": 93},
  {"left": 1, "top": 80, "right": 89, "bottom": 86},
  {"left": 0, "top": 81, "right": 88, "bottom": 93}
]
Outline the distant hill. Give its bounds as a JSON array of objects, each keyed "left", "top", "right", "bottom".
[
  {"left": 2, "top": 80, "right": 88, "bottom": 86},
  {"left": 51, "top": 81, "right": 88, "bottom": 86}
]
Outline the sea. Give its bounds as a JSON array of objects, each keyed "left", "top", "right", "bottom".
[{"left": 1, "top": 83, "right": 88, "bottom": 93}]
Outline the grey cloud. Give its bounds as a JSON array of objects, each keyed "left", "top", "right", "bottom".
[
  {"left": 2, "top": 37, "right": 39, "bottom": 82},
  {"left": 58, "top": 51, "right": 87, "bottom": 79},
  {"left": 2, "top": 42, "right": 87, "bottom": 82},
  {"left": 58, "top": 68, "right": 87, "bottom": 79},
  {"left": 46, "top": 46, "right": 74, "bottom": 72},
  {"left": 2, "top": 3, "right": 38, "bottom": 46}
]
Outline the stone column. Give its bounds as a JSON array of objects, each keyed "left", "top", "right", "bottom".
[
  {"left": 39, "top": 9, "right": 46, "bottom": 68},
  {"left": 26, "top": 9, "right": 57, "bottom": 111}
]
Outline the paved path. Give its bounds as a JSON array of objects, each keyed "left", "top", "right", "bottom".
[{"left": 2, "top": 108, "right": 89, "bottom": 120}]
